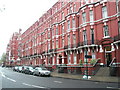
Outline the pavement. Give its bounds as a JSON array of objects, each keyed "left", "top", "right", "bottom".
[{"left": 51, "top": 72, "right": 120, "bottom": 83}]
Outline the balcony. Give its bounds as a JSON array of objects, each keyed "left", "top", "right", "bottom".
[
  {"left": 64, "top": 45, "right": 68, "bottom": 49},
  {"left": 113, "top": 34, "right": 120, "bottom": 42},
  {"left": 78, "top": 40, "right": 99, "bottom": 47},
  {"left": 41, "top": 51, "right": 45, "bottom": 54}
]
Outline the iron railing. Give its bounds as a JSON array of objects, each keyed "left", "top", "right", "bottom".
[{"left": 113, "top": 34, "right": 120, "bottom": 42}]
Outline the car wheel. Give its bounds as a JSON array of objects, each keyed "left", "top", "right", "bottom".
[
  {"left": 33, "top": 72, "right": 36, "bottom": 76},
  {"left": 39, "top": 73, "right": 42, "bottom": 77}
]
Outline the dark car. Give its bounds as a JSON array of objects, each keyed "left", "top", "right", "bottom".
[
  {"left": 24, "top": 66, "right": 34, "bottom": 74},
  {"left": 22, "top": 66, "right": 28, "bottom": 73},
  {"left": 13, "top": 66, "right": 19, "bottom": 71}
]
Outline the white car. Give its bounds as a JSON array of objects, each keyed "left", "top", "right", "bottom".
[{"left": 33, "top": 67, "right": 51, "bottom": 76}]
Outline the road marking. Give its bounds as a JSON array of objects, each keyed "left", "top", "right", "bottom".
[
  {"left": 22, "top": 83, "right": 46, "bottom": 89},
  {"left": 22, "top": 83, "right": 32, "bottom": 87},
  {"left": 0, "top": 71, "right": 16, "bottom": 82},
  {"left": 0, "top": 71, "right": 6, "bottom": 78},
  {"left": 54, "top": 81, "right": 62, "bottom": 83},
  {"left": 6, "top": 77, "right": 16, "bottom": 82},
  {"left": 31, "top": 85, "right": 46, "bottom": 88},
  {"left": 106, "top": 86, "right": 120, "bottom": 89}
]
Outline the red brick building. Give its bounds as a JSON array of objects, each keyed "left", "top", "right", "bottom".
[
  {"left": 6, "top": 30, "right": 21, "bottom": 66},
  {"left": 6, "top": 0, "right": 120, "bottom": 75}
]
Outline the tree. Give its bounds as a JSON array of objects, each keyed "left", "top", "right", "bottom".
[{"left": 0, "top": 53, "right": 6, "bottom": 64}]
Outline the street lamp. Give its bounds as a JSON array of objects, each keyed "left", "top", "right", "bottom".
[{"left": 83, "top": 55, "right": 92, "bottom": 79}]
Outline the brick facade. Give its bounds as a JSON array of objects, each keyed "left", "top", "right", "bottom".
[{"left": 6, "top": 0, "right": 120, "bottom": 75}]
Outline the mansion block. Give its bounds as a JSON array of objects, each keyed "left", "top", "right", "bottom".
[{"left": 6, "top": 0, "right": 120, "bottom": 75}]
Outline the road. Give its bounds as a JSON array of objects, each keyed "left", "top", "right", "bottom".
[{"left": 0, "top": 67, "right": 119, "bottom": 89}]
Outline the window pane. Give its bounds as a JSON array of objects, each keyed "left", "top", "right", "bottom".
[
  {"left": 68, "top": 20, "right": 70, "bottom": 30},
  {"left": 56, "top": 28, "right": 58, "bottom": 35},
  {"left": 74, "top": 53, "right": 77, "bottom": 64},
  {"left": 62, "top": 39, "right": 64, "bottom": 47},
  {"left": 82, "top": 12, "right": 86, "bottom": 23},
  {"left": 62, "top": 25, "right": 64, "bottom": 34},
  {"left": 103, "top": 25, "right": 109, "bottom": 37},
  {"left": 83, "top": 30, "right": 87, "bottom": 45},
  {"left": 91, "top": 29, "right": 94, "bottom": 44},
  {"left": 68, "top": 54, "right": 71, "bottom": 64},
  {"left": 118, "top": 21, "right": 120, "bottom": 34},
  {"left": 56, "top": 40, "right": 58, "bottom": 48},
  {"left": 68, "top": 36, "right": 70, "bottom": 45},
  {"left": 90, "top": 10, "right": 94, "bottom": 22},
  {"left": 73, "top": 35, "right": 76, "bottom": 44},
  {"left": 72, "top": 19, "right": 75, "bottom": 28},
  {"left": 102, "top": 6, "right": 108, "bottom": 18}
]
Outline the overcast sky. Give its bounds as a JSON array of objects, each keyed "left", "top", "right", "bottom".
[{"left": 0, "top": 0, "right": 58, "bottom": 57}]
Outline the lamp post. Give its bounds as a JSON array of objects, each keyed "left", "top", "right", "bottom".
[{"left": 84, "top": 55, "right": 92, "bottom": 79}]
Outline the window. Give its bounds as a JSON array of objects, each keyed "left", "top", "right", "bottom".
[
  {"left": 67, "top": 9, "right": 69, "bottom": 14},
  {"left": 62, "top": 25, "right": 64, "bottom": 34},
  {"left": 85, "top": 0, "right": 89, "bottom": 4},
  {"left": 68, "top": 20, "right": 70, "bottom": 31},
  {"left": 48, "top": 42, "right": 50, "bottom": 50},
  {"left": 118, "top": 21, "right": 120, "bottom": 34},
  {"left": 68, "top": 35, "right": 70, "bottom": 45},
  {"left": 72, "top": 19, "right": 75, "bottom": 28},
  {"left": 69, "top": 6, "right": 73, "bottom": 13},
  {"left": 67, "top": 54, "right": 71, "bottom": 64},
  {"left": 62, "top": 12, "right": 64, "bottom": 20},
  {"left": 74, "top": 53, "right": 77, "bottom": 64},
  {"left": 61, "top": 2, "right": 64, "bottom": 6},
  {"left": 91, "top": 29, "right": 94, "bottom": 44},
  {"left": 52, "top": 41, "right": 54, "bottom": 49},
  {"left": 90, "top": 10, "right": 94, "bottom": 22},
  {"left": 56, "top": 28, "right": 58, "bottom": 35},
  {"left": 48, "top": 32, "right": 50, "bottom": 38},
  {"left": 83, "top": 30, "right": 87, "bottom": 45},
  {"left": 48, "top": 56, "right": 51, "bottom": 65},
  {"left": 62, "top": 39, "right": 64, "bottom": 47},
  {"left": 52, "top": 28, "right": 54, "bottom": 36},
  {"left": 52, "top": 57, "right": 55, "bottom": 65},
  {"left": 103, "top": 25, "right": 109, "bottom": 37},
  {"left": 73, "top": 4, "right": 76, "bottom": 12},
  {"left": 84, "top": 50, "right": 88, "bottom": 63},
  {"left": 82, "top": 12, "right": 86, "bottom": 23},
  {"left": 73, "top": 35, "right": 76, "bottom": 44},
  {"left": 92, "top": 49, "right": 96, "bottom": 59},
  {"left": 102, "top": 6, "right": 108, "bottom": 18},
  {"left": 56, "top": 40, "right": 58, "bottom": 48}
]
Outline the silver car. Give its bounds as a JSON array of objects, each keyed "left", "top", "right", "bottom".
[{"left": 33, "top": 67, "right": 51, "bottom": 76}]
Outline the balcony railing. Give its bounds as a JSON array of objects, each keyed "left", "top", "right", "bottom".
[
  {"left": 113, "top": 34, "right": 120, "bottom": 42},
  {"left": 78, "top": 40, "right": 99, "bottom": 47}
]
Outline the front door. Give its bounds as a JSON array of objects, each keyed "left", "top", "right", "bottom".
[
  {"left": 106, "top": 53, "right": 112, "bottom": 67},
  {"left": 105, "top": 46, "right": 112, "bottom": 67}
]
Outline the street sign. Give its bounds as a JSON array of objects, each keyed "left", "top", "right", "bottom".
[{"left": 85, "top": 55, "right": 92, "bottom": 58}]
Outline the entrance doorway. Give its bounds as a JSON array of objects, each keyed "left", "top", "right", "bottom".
[
  {"left": 105, "top": 46, "right": 112, "bottom": 67},
  {"left": 59, "top": 55, "right": 62, "bottom": 64}
]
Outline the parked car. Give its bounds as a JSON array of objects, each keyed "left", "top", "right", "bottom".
[
  {"left": 33, "top": 67, "right": 51, "bottom": 76},
  {"left": 13, "top": 66, "right": 19, "bottom": 71},
  {"left": 24, "top": 66, "right": 35, "bottom": 75},
  {"left": 18, "top": 66, "right": 23, "bottom": 72},
  {"left": 21, "top": 66, "right": 28, "bottom": 73}
]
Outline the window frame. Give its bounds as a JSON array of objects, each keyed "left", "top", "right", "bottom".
[
  {"left": 89, "top": 10, "right": 94, "bottom": 22},
  {"left": 103, "top": 25, "right": 109, "bottom": 37},
  {"left": 82, "top": 12, "right": 86, "bottom": 24},
  {"left": 102, "top": 6, "right": 108, "bottom": 18},
  {"left": 73, "top": 53, "right": 77, "bottom": 64}
]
